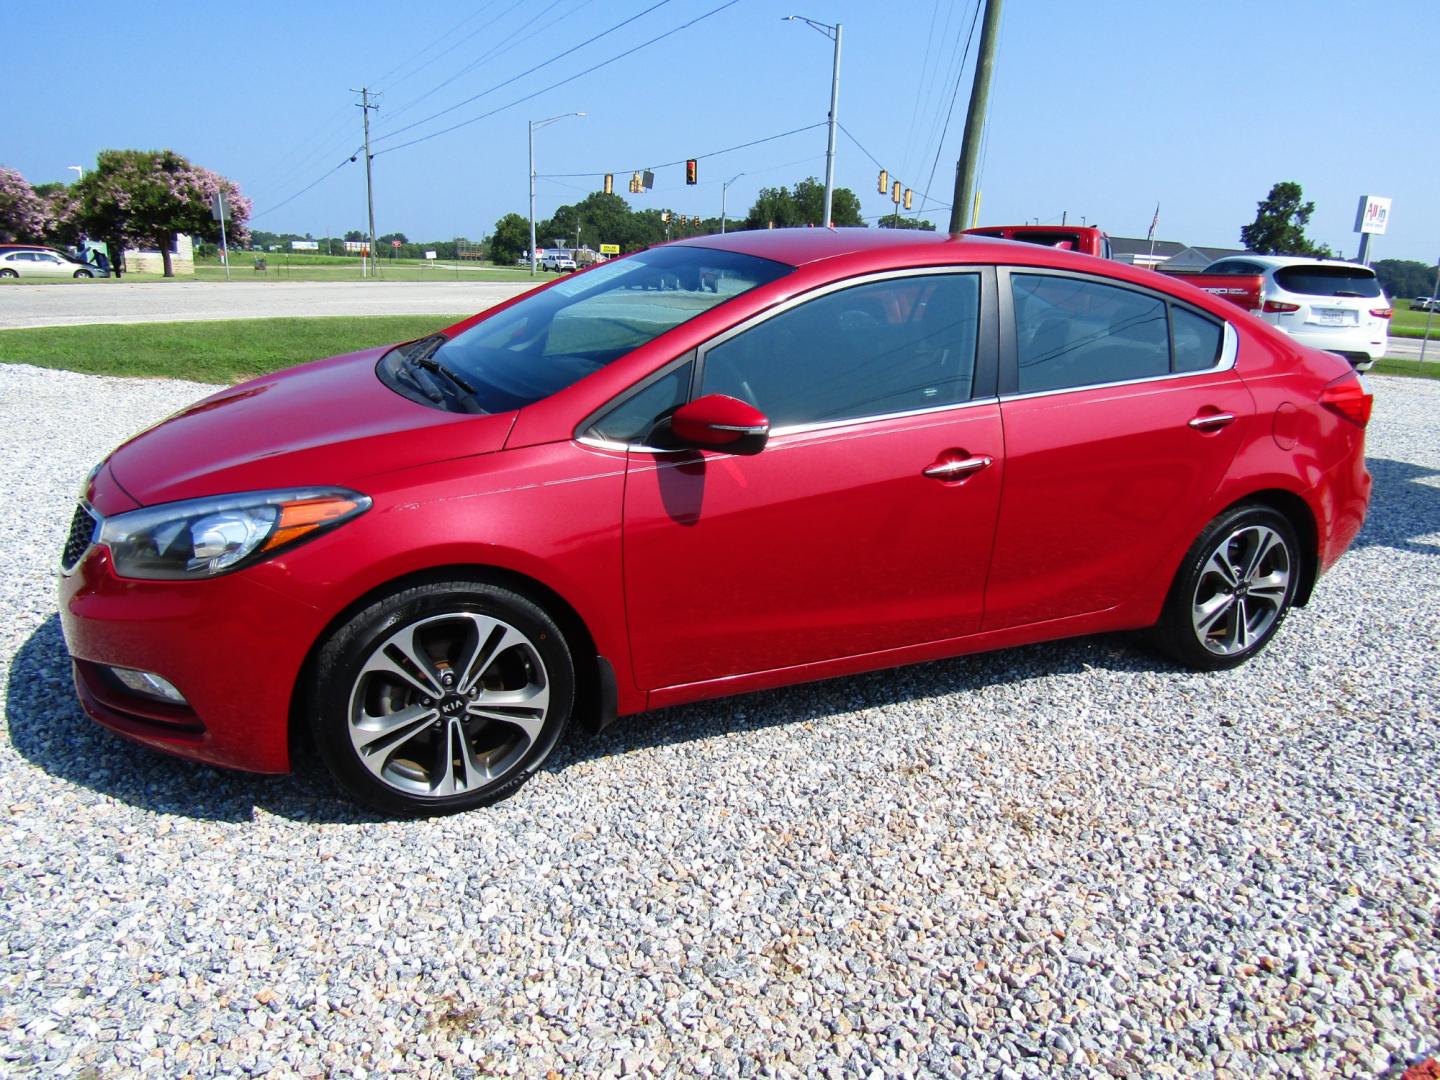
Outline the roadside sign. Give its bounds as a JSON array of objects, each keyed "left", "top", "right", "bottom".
[
  {"left": 391, "top": 239, "right": 402, "bottom": 249},
  {"left": 424, "top": 251, "right": 437, "bottom": 260},
  {"left": 210, "top": 192, "right": 228, "bottom": 222},
  {"left": 1354, "top": 195, "right": 1391, "bottom": 235},
  {"left": 290, "top": 240, "right": 319, "bottom": 251},
  {"left": 599, "top": 243, "right": 620, "bottom": 255}
]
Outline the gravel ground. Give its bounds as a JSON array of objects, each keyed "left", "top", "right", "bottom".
[{"left": 1, "top": 363, "right": 1437, "bottom": 1079}]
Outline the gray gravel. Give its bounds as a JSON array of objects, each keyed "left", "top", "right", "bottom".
[{"left": 1, "top": 363, "right": 1437, "bottom": 1078}]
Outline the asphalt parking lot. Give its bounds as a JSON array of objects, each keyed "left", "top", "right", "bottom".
[{"left": 1, "top": 365, "right": 1437, "bottom": 1078}]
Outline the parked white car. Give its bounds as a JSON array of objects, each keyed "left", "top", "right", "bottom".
[
  {"left": 1201, "top": 255, "right": 1389, "bottom": 370},
  {"left": 0, "top": 248, "right": 98, "bottom": 279}
]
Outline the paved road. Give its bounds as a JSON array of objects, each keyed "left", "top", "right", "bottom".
[
  {"left": 1385, "top": 335, "right": 1439, "bottom": 361},
  {"left": 0, "top": 279, "right": 535, "bottom": 330}
]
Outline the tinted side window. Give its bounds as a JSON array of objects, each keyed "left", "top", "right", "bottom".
[
  {"left": 1013, "top": 275, "right": 1169, "bottom": 393},
  {"left": 1173, "top": 308, "right": 1223, "bottom": 373},
  {"left": 586, "top": 362, "right": 691, "bottom": 444},
  {"left": 700, "top": 273, "right": 980, "bottom": 428}
]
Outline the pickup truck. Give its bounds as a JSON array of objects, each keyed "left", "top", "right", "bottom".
[
  {"left": 540, "top": 254, "right": 577, "bottom": 272},
  {"left": 963, "top": 224, "right": 1112, "bottom": 259},
  {"left": 964, "top": 223, "right": 1267, "bottom": 315}
]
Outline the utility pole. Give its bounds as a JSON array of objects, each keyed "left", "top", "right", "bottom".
[
  {"left": 784, "top": 17, "right": 841, "bottom": 228},
  {"left": 721, "top": 172, "right": 744, "bottom": 234},
  {"left": 948, "top": 0, "right": 1003, "bottom": 234},
  {"left": 352, "top": 87, "right": 379, "bottom": 279}
]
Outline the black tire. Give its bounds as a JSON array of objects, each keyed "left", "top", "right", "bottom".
[
  {"left": 0, "top": 269, "right": 16, "bottom": 279},
  {"left": 1150, "top": 504, "right": 1300, "bottom": 671},
  {"left": 308, "top": 580, "right": 575, "bottom": 816},
  {"left": 73, "top": 269, "right": 93, "bottom": 279}
]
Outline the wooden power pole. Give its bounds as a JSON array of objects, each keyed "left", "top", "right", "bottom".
[{"left": 948, "top": 0, "right": 1003, "bottom": 235}]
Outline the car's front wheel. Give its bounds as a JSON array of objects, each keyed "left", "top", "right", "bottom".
[
  {"left": 308, "top": 580, "right": 575, "bottom": 815},
  {"left": 0, "top": 269, "right": 16, "bottom": 279},
  {"left": 73, "top": 269, "right": 94, "bottom": 279},
  {"left": 1151, "top": 504, "right": 1300, "bottom": 670}
]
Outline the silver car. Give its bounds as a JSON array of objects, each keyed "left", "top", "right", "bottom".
[{"left": 0, "top": 248, "right": 103, "bottom": 279}]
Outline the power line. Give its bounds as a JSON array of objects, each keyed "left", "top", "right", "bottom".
[
  {"left": 250, "top": 154, "right": 359, "bottom": 221},
  {"left": 378, "top": 0, "right": 585, "bottom": 130},
  {"left": 921, "top": 0, "right": 982, "bottom": 212},
  {"left": 370, "top": 1, "right": 508, "bottom": 93},
  {"left": 535, "top": 121, "right": 827, "bottom": 179},
  {"left": 371, "top": 0, "right": 680, "bottom": 148}
]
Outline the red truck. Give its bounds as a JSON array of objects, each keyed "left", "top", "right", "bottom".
[{"left": 964, "top": 224, "right": 1263, "bottom": 313}]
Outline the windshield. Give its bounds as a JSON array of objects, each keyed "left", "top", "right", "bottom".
[{"left": 381, "top": 246, "right": 791, "bottom": 413}]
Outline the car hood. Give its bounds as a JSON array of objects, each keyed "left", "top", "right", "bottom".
[{"left": 107, "top": 346, "right": 517, "bottom": 506}]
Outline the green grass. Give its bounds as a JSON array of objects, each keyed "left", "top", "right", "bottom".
[
  {"left": 0, "top": 315, "right": 467, "bottom": 383},
  {"left": 1375, "top": 357, "right": 1440, "bottom": 380},
  {"left": 0, "top": 251, "right": 558, "bottom": 285},
  {"left": 1389, "top": 300, "right": 1440, "bottom": 339}
]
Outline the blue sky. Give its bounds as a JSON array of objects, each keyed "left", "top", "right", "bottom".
[{"left": 5, "top": 0, "right": 1437, "bottom": 262}]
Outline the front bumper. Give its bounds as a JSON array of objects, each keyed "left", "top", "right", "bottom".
[{"left": 58, "top": 544, "right": 324, "bottom": 774}]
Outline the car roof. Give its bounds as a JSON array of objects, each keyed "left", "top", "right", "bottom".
[
  {"left": 1210, "top": 253, "right": 1375, "bottom": 273},
  {"left": 670, "top": 226, "right": 995, "bottom": 268}
]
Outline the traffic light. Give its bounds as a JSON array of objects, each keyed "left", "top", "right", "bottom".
[
  {"left": 892, "top": 180, "right": 902, "bottom": 205},
  {"left": 686, "top": 159, "right": 698, "bottom": 185},
  {"left": 630, "top": 172, "right": 642, "bottom": 193},
  {"left": 903, "top": 188, "right": 913, "bottom": 211},
  {"left": 692, "top": 216, "right": 701, "bottom": 226},
  {"left": 662, "top": 211, "right": 671, "bottom": 223},
  {"left": 877, "top": 169, "right": 888, "bottom": 194},
  {"left": 604, "top": 174, "right": 613, "bottom": 195}
]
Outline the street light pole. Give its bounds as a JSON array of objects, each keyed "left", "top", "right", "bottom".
[
  {"left": 784, "top": 16, "right": 842, "bottom": 228},
  {"left": 67, "top": 165, "right": 84, "bottom": 182},
  {"left": 721, "top": 172, "right": 744, "bottom": 234},
  {"left": 529, "top": 112, "right": 585, "bottom": 277}
]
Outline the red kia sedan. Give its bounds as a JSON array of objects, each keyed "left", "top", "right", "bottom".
[{"left": 58, "top": 230, "right": 1372, "bottom": 814}]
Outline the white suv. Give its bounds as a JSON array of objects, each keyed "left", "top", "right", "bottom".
[{"left": 1202, "top": 255, "right": 1390, "bottom": 370}]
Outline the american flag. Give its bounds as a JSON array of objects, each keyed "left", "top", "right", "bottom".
[{"left": 1147, "top": 203, "right": 1160, "bottom": 242}]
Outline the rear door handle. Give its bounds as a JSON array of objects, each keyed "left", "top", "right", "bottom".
[
  {"left": 1188, "top": 412, "right": 1236, "bottom": 431},
  {"left": 923, "top": 455, "right": 993, "bottom": 480}
]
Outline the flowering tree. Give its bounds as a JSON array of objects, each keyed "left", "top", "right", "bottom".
[
  {"left": 0, "top": 166, "right": 48, "bottom": 243},
  {"left": 75, "top": 150, "right": 252, "bottom": 277}
]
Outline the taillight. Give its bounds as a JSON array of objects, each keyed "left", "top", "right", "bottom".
[
  {"left": 1370, "top": 306, "right": 1392, "bottom": 319},
  {"left": 1320, "top": 373, "right": 1373, "bottom": 427},
  {"left": 1263, "top": 300, "right": 1300, "bottom": 313}
]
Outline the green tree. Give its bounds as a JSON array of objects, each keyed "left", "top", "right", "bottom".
[
  {"left": 1373, "top": 259, "right": 1436, "bottom": 302},
  {"left": 743, "top": 177, "right": 864, "bottom": 230},
  {"left": 74, "top": 149, "right": 250, "bottom": 277},
  {"left": 1240, "top": 181, "right": 1331, "bottom": 257},
  {"left": 489, "top": 212, "right": 530, "bottom": 265},
  {"left": 879, "top": 216, "right": 937, "bottom": 231}
]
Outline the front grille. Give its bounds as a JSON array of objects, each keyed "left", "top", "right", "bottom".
[{"left": 61, "top": 502, "right": 98, "bottom": 573}]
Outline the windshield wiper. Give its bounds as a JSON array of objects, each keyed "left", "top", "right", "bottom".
[
  {"left": 1331, "top": 290, "right": 1365, "bottom": 298},
  {"left": 403, "top": 339, "right": 486, "bottom": 414}
]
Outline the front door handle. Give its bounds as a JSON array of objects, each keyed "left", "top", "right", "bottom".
[
  {"left": 923, "top": 455, "right": 993, "bottom": 480},
  {"left": 1188, "top": 412, "right": 1237, "bottom": 431}
]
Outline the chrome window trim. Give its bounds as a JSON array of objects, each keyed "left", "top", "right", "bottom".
[
  {"left": 999, "top": 320, "right": 1238, "bottom": 404},
  {"left": 577, "top": 394, "right": 1003, "bottom": 453},
  {"left": 576, "top": 265, "right": 989, "bottom": 452}
]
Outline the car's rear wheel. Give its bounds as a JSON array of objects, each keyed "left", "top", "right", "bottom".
[
  {"left": 308, "top": 580, "right": 574, "bottom": 815},
  {"left": 1151, "top": 504, "right": 1299, "bottom": 671},
  {"left": 73, "top": 269, "right": 93, "bottom": 279}
]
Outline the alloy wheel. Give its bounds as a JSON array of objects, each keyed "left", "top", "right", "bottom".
[
  {"left": 1190, "top": 523, "right": 1292, "bottom": 656},
  {"left": 345, "top": 612, "right": 551, "bottom": 799}
]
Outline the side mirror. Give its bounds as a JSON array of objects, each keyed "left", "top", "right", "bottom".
[{"left": 668, "top": 394, "right": 770, "bottom": 455}]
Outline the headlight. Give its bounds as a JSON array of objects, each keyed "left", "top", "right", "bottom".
[{"left": 98, "top": 488, "right": 371, "bottom": 580}]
